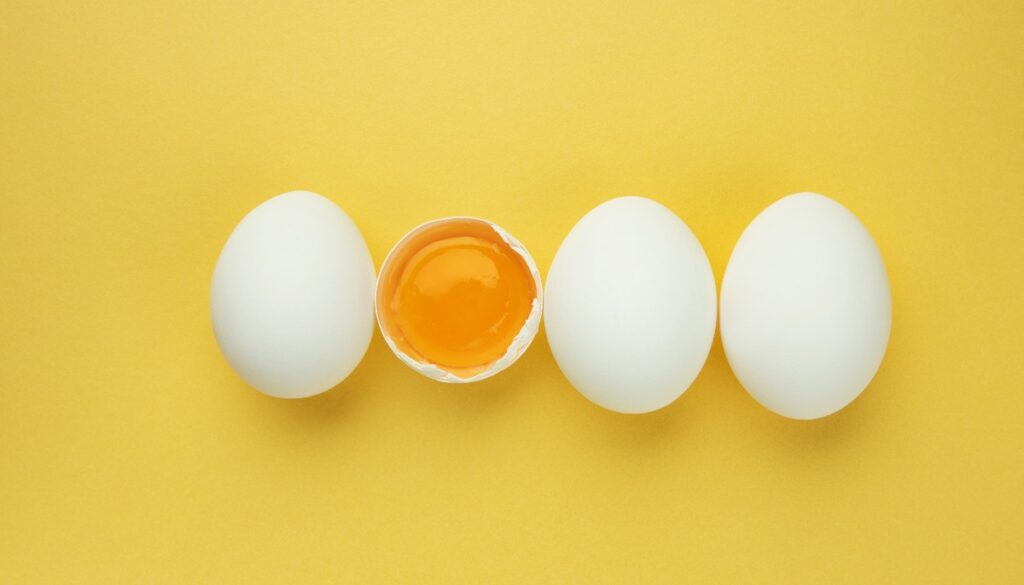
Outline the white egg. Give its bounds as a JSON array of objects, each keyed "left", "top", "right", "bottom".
[
  {"left": 211, "top": 191, "right": 376, "bottom": 398},
  {"left": 544, "top": 196, "right": 717, "bottom": 414},
  {"left": 720, "top": 192, "right": 891, "bottom": 419}
]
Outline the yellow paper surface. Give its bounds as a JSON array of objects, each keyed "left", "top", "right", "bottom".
[{"left": 2, "top": 1, "right": 1022, "bottom": 581}]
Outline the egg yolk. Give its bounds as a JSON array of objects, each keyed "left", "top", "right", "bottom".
[{"left": 378, "top": 220, "right": 536, "bottom": 374}]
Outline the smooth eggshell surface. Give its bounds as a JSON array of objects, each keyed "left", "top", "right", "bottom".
[
  {"left": 720, "top": 192, "right": 892, "bottom": 420},
  {"left": 544, "top": 196, "right": 717, "bottom": 414},
  {"left": 211, "top": 191, "right": 376, "bottom": 398}
]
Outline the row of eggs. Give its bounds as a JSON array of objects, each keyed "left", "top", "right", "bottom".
[{"left": 211, "top": 191, "right": 891, "bottom": 420}]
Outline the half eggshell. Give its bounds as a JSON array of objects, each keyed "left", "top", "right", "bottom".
[{"left": 375, "top": 217, "right": 543, "bottom": 383}]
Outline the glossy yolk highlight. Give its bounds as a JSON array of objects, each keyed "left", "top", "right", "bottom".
[{"left": 391, "top": 235, "right": 534, "bottom": 370}]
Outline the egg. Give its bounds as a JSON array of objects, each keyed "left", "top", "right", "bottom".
[
  {"left": 210, "top": 191, "right": 376, "bottom": 398},
  {"left": 720, "top": 192, "right": 891, "bottom": 419},
  {"left": 375, "top": 217, "right": 542, "bottom": 383},
  {"left": 544, "top": 196, "right": 717, "bottom": 414}
]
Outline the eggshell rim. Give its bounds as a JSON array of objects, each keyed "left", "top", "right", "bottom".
[{"left": 375, "top": 216, "right": 543, "bottom": 383}]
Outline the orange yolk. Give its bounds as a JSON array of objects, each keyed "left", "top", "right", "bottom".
[{"left": 377, "top": 220, "right": 536, "bottom": 374}]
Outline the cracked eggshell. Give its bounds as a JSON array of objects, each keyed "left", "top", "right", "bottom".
[{"left": 375, "top": 217, "right": 543, "bottom": 383}]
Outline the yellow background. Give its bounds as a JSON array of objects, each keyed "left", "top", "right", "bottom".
[{"left": 2, "top": 0, "right": 1022, "bottom": 581}]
